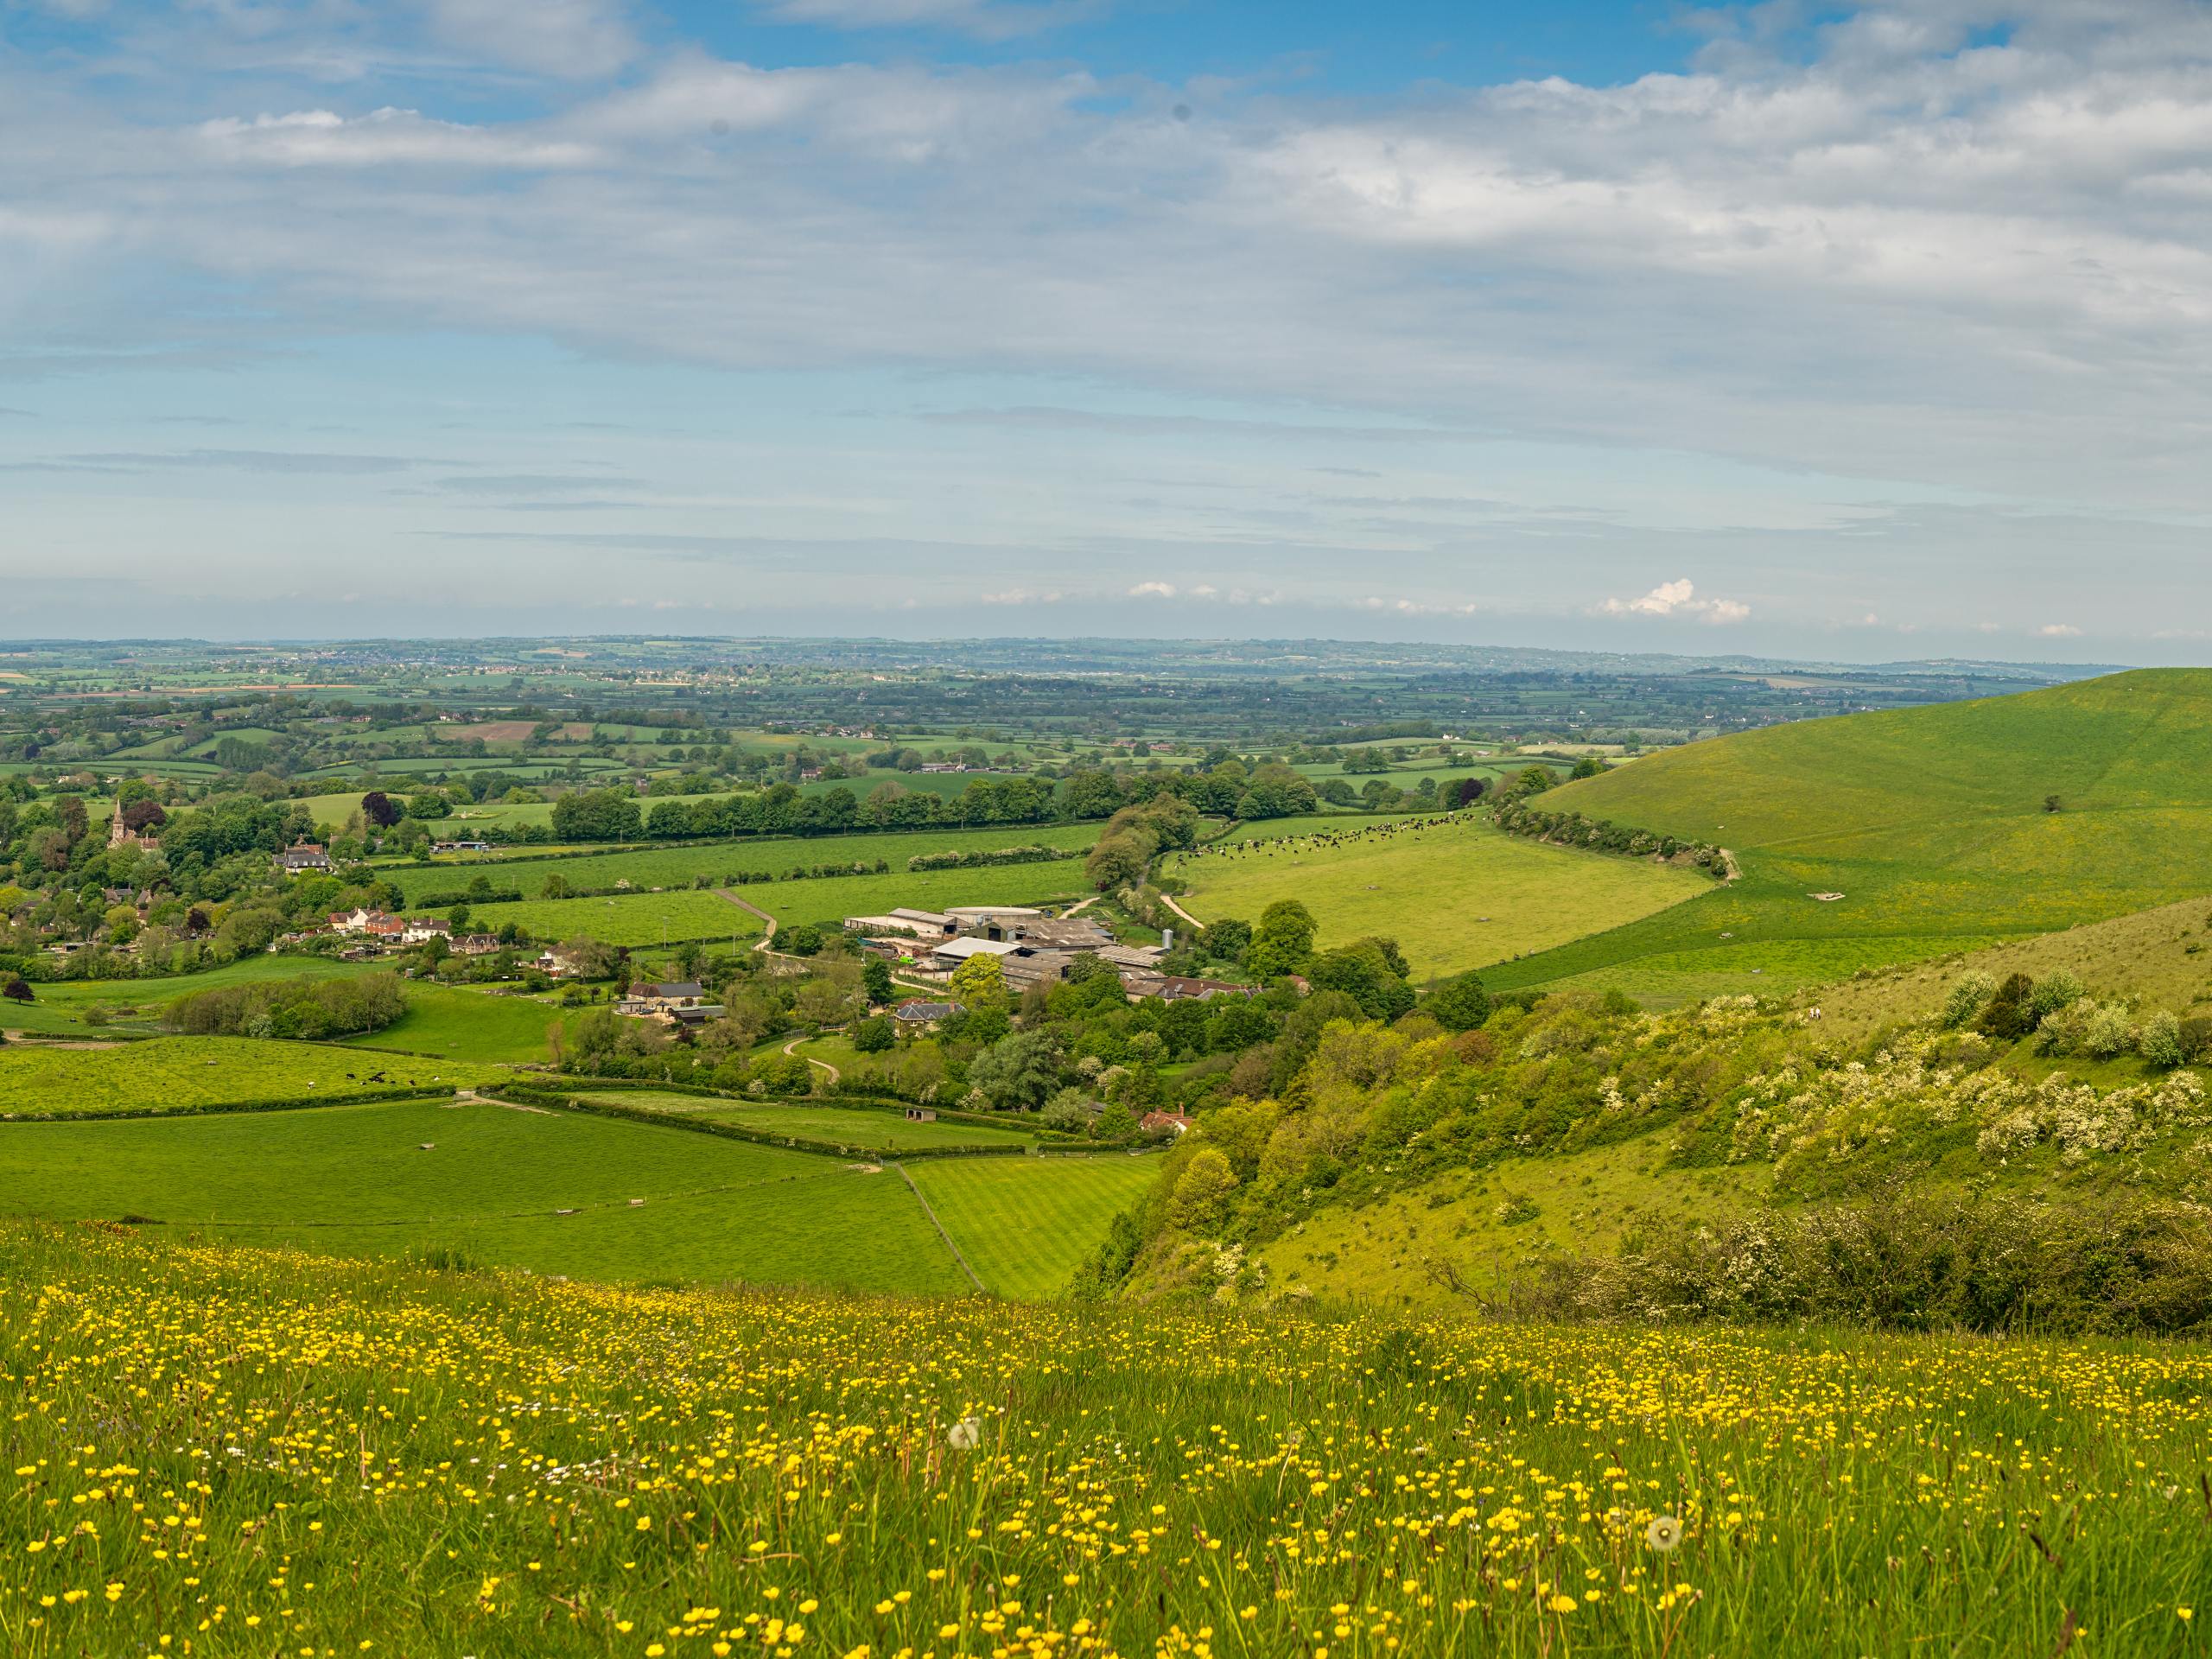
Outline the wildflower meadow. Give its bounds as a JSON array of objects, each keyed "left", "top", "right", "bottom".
[{"left": 3, "top": 1222, "right": 2208, "bottom": 1656}]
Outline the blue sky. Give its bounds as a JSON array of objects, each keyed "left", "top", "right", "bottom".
[{"left": 4, "top": 1, "right": 2211, "bottom": 658}]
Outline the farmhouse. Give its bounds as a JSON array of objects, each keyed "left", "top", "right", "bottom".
[
  {"left": 401, "top": 917, "right": 451, "bottom": 945},
  {"left": 275, "top": 841, "right": 332, "bottom": 875},
  {"left": 1140, "top": 1111, "right": 1194, "bottom": 1136},
  {"left": 622, "top": 980, "right": 706, "bottom": 1014}
]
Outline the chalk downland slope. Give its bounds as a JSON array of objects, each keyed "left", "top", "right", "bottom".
[{"left": 1490, "top": 668, "right": 2212, "bottom": 1002}]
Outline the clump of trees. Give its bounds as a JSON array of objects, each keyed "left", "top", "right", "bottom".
[{"left": 165, "top": 972, "right": 406, "bottom": 1040}]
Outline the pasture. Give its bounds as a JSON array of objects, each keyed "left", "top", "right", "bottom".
[
  {"left": 0, "top": 1035, "right": 499, "bottom": 1117},
  {"left": 0, "top": 1096, "right": 967, "bottom": 1294},
  {"left": 456, "top": 887, "right": 762, "bottom": 946},
  {"left": 383, "top": 821, "right": 1097, "bottom": 903},
  {"left": 1166, "top": 814, "right": 1708, "bottom": 979},
  {"left": 585, "top": 1090, "right": 1042, "bottom": 1153},
  {"left": 0, "top": 955, "right": 386, "bottom": 1037},
  {"left": 341, "top": 983, "right": 564, "bottom": 1065},
  {"left": 1493, "top": 668, "right": 2212, "bottom": 1002},
  {"left": 908, "top": 1152, "right": 1162, "bottom": 1298}
]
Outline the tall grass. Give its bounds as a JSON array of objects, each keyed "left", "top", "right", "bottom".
[{"left": 4, "top": 1223, "right": 2208, "bottom": 1656}]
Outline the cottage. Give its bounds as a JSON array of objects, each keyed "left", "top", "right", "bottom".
[
  {"left": 451, "top": 933, "right": 502, "bottom": 957},
  {"left": 893, "top": 999, "right": 962, "bottom": 1030},
  {"left": 628, "top": 980, "right": 706, "bottom": 1011},
  {"left": 401, "top": 916, "right": 452, "bottom": 945},
  {"left": 275, "top": 841, "right": 333, "bottom": 875},
  {"left": 1140, "top": 1111, "right": 1194, "bottom": 1136}
]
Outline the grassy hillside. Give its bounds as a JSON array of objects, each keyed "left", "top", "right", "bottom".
[
  {"left": 5, "top": 1223, "right": 2207, "bottom": 1656},
  {"left": 1807, "top": 894, "right": 2212, "bottom": 1044},
  {"left": 1492, "top": 669, "right": 2212, "bottom": 1001},
  {"left": 1165, "top": 815, "right": 1708, "bottom": 978}
]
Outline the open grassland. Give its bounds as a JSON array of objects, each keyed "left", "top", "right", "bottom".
[
  {"left": 1261, "top": 1133, "right": 1774, "bottom": 1310},
  {"left": 908, "top": 1153, "right": 1163, "bottom": 1298},
  {"left": 341, "top": 984, "right": 564, "bottom": 1065},
  {"left": 1494, "top": 669, "right": 2212, "bottom": 1004},
  {"left": 589, "top": 1091, "right": 1041, "bottom": 1153},
  {"left": 0, "top": 1035, "right": 499, "bottom": 1117},
  {"left": 385, "top": 822, "right": 1097, "bottom": 903},
  {"left": 461, "top": 887, "right": 763, "bottom": 946},
  {"left": 0, "top": 1099, "right": 963, "bottom": 1293},
  {"left": 7, "top": 1226, "right": 2211, "bottom": 1657},
  {"left": 748, "top": 864, "right": 1092, "bottom": 934},
  {"left": 1808, "top": 895, "right": 2212, "bottom": 1043},
  {"left": 1166, "top": 816, "right": 1708, "bottom": 979}
]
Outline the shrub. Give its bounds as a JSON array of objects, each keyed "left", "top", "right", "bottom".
[
  {"left": 1939, "top": 971, "right": 1997, "bottom": 1029},
  {"left": 2139, "top": 1010, "right": 2186, "bottom": 1069}
]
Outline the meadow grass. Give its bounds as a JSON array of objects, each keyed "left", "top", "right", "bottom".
[
  {"left": 1497, "top": 668, "right": 2212, "bottom": 1002},
  {"left": 0, "top": 1035, "right": 501, "bottom": 1116},
  {"left": 341, "top": 984, "right": 565, "bottom": 1065},
  {"left": 1258, "top": 1132, "right": 1774, "bottom": 1311},
  {"left": 593, "top": 1091, "right": 1040, "bottom": 1153},
  {"left": 456, "top": 888, "right": 764, "bottom": 947},
  {"left": 0, "top": 1097, "right": 963, "bottom": 1293},
  {"left": 1802, "top": 895, "right": 2212, "bottom": 1042},
  {"left": 385, "top": 823, "right": 1098, "bottom": 904},
  {"left": 907, "top": 1153, "right": 1164, "bottom": 1299},
  {"left": 4, "top": 1222, "right": 2209, "bottom": 1656},
  {"left": 1165, "top": 817, "right": 1707, "bottom": 978}
]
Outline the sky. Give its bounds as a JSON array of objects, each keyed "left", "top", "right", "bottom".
[{"left": 3, "top": 1, "right": 2212, "bottom": 660}]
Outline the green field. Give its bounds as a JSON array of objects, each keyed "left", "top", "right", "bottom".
[
  {"left": 1491, "top": 669, "right": 2212, "bottom": 1002},
  {"left": 341, "top": 983, "right": 566, "bottom": 1064},
  {"left": 461, "top": 887, "right": 763, "bottom": 946},
  {"left": 909, "top": 1153, "right": 1162, "bottom": 1298},
  {"left": 0, "top": 1096, "right": 966, "bottom": 1293},
  {"left": 588, "top": 1090, "right": 1041, "bottom": 1152},
  {"left": 1166, "top": 815, "right": 1709, "bottom": 978},
  {"left": 0, "top": 1035, "right": 501, "bottom": 1116},
  {"left": 384, "top": 821, "right": 1097, "bottom": 903}
]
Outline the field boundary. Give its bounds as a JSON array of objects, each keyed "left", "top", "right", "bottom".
[
  {"left": 0, "top": 1084, "right": 460, "bottom": 1126},
  {"left": 491, "top": 1084, "right": 1039, "bottom": 1164},
  {"left": 893, "top": 1161, "right": 984, "bottom": 1294}
]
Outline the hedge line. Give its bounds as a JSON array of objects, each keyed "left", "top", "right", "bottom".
[
  {"left": 0, "top": 1084, "right": 457, "bottom": 1126},
  {"left": 486, "top": 1084, "right": 1034, "bottom": 1164}
]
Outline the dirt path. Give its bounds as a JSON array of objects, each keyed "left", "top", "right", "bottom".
[
  {"left": 1159, "top": 892, "right": 1204, "bottom": 931},
  {"left": 781, "top": 1037, "right": 841, "bottom": 1086},
  {"left": 713, "top": 889, "right": 778, "bottom": 947},
  {"left": 893, "top": 1162, "right": 984, "bottom": 1294}
]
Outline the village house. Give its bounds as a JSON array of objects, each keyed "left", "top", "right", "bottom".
[
  {"left": 275, "top": 841, "right": 333, "bottom": 875},
  {"left": 1140, "top": 1111, "right": 1194, "bottom": 1137},
  {"left": 401, "top": 916, "right": 452, "bottom": 945},
  {"left": 451, "top": 933, "right": 503, "bottom": 957}
]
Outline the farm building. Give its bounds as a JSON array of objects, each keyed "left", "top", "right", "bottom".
[{"left": 904, "top": 1106, "right": 938, "bottom": 1122}]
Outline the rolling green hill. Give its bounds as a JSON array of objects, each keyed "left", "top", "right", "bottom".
[{"left": 1489, "top": 669, "right": 2212, "bottom": 1002}]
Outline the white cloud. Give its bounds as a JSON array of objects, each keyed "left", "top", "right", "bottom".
[
  {"left": 2039, "top": 622, "right": 2083, "bottom": 637},
  {"left": 415, "top": 0, "right": 639, "bottom": 79},
  {"left": 1600, "top": 579, "right": 1751, "bottom": 624},
  {"left": 1128, "top": 580, "right": 1176, "bottom": 598},
  {"left": 1356, "top": 595, "right": 1479, "bottom": 616},
  {"left": 751, "top": 0, "right": 1096, "bottom": 41},
  {"left": 199, "top": 109, "right": 594, "bottom": 169}
]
